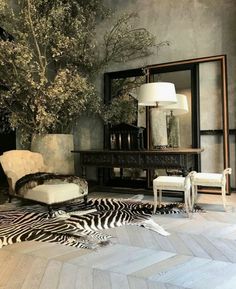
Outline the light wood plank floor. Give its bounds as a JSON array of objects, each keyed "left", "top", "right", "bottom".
[{"left": 1, "top": 191, "right": 236, "bottom": 289}]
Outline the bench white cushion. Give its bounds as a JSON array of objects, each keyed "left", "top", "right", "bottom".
[
  {"left": 153, "top": 176, "right": 186, "bottom": 190},
  {"left": 192, "top": 173, "right": 223, "bottom": 186}
]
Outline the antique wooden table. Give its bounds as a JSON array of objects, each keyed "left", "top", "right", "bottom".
[{"left": 72, "top": 148, "right": 203, "bottom": 187}]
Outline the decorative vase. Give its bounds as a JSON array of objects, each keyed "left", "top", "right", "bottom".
[
  {"left": 31, "top": 134, "right": 74, "bottom": 174},
  {"left": 167, "top": 114, "right": 180, "bottom": 147}
]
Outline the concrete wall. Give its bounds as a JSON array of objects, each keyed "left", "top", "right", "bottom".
[{"left": 75, "top": 0, "right": 236, "bottom": 186}]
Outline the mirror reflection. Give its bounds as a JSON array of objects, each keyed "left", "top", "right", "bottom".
[
  {"left": 152, "top": 70, "right": 192, "bottom": 148},
  {"left": 104, "top": 55, "right": 230, "bottom": 192}
]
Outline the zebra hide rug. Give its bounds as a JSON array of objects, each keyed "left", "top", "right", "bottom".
[{"left": 0, "top": 198, "right": 188, "bottom": 249}]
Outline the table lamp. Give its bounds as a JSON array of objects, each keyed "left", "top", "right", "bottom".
[
  {"left": 138, "top": 82, "right": 177, "bottom": 148},
  {"left": 164, "top": 94, "right": 189, "bottom": 147}
]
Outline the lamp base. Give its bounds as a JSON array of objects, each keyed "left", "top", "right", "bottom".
[
  {"left": 150, "top": 108, "right": 168, "bottom": 148},
  {"left": 167, "top": 114, "right": 180, "bottom": 147},
  {"left": 152, "top": 145, "right": 169, "bottom": 150}
]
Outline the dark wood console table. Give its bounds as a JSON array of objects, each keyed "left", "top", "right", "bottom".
[{"left": 72, "top": 148, "right": 203, "bottom": 189}]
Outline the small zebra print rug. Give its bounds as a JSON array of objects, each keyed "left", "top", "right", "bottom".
[{"left": 0, "top": 198, "right": 192, "bottom": 249}]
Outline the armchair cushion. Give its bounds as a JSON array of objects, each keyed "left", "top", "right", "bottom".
[
  {"left": 24, "top": 183, "right": 82, "bottom": 205},
  {"left": 15, "top": 172, "right": 88, "bottom": 197}
]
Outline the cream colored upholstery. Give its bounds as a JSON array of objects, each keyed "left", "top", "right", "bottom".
[
  {"left": 0, "top": 150, "right": 88, "bottom": 206},
  {"left": 0, "top": 150, "right": 47, "bottom": 191},
  {"left": 190, "top": 168, "right": 232, "bottom": 211},
  {"left": 153, "top": 173, "right": 192, "bottom": 216},
  {"left": 24, "top": 183, "right": 83, "bottom": 205}
]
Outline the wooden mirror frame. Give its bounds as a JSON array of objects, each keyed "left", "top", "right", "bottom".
[
  {"left": 104, "top": 55, "right": 230, "bottom": 193},
  {"left": 145, "top": 55, "right": 229, "bottom": 193}
]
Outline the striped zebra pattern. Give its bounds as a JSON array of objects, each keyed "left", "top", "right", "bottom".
[{"left": 0, "top": 198, "right": 197, "bottom": 249}]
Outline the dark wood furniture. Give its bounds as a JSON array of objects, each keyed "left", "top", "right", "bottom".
[
  {"left": 72, "top": 148, "right": 203, "bottom": 190},
  {"left": 109, "top": 123, "right": 145, "bottom": 150}
]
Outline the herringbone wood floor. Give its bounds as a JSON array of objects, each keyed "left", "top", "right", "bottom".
[{"left": 1, "top": 191, "right": 236, "bottom": 289}]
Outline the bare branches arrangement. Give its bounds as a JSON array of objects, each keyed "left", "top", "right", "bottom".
[{"left": 0, "top": 0, "right": 167, "bottom": 142}]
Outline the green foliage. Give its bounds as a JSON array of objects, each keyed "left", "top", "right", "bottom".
[
  {"left": 102, "top": 75, "right": 146, "bottom": 125},
  {"left": 0, "top": 0, "right": 164, "bottom": 142},
  {"left": 102, "top": 95, "right": 137, "bottom": 126}
]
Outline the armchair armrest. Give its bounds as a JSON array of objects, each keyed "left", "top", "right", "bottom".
[
  {"left": 4, "top": 170, "right": 19, "bottom": 194},
  {"left": 6, "top": 177, "right": 14, "bottom": 195}
]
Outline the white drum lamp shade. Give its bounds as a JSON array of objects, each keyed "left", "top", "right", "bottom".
[
  {"left": 138, "top": 82, "right": 177, "bottom": 107},
  {"left": 164, "top": 94, "right": 188, "bottom": 115},
  {"left": 138, "top": 82, "right": 177, "bottom": 148}
]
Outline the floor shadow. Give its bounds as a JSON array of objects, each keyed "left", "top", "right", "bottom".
[{"left": 0, "top": 184, "right": 8, "bottom": 204}]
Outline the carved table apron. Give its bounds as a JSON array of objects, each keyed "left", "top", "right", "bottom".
[{"left": 72, "top": 148, "right": 203, "bottom": 186}]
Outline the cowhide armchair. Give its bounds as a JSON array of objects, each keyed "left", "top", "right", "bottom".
[{"left": 0, "top": 150, "right": 88, "bottom": 215}]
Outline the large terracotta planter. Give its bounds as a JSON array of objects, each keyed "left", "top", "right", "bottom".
[{"left": 31, "top": 134, "right": 74, "bottom": 174}]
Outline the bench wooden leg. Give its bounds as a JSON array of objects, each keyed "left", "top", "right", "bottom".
[
  {"left": 191, "top": 185, "right": 197, "bottom": 211},
  {"left": 184, "top": 189, "right": 190, "bottom": 217},
  {"left": 153, "top": 188, "right": 157, "bottom": 214},
  {"left": 159, "top": 189, "right": 162, "bottom": 208},
  {"left": 222, "top": 185, "right": 227, "bottom": 211}
]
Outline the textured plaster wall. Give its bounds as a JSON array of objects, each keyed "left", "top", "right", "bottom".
[{"left": 75, "top": 0, "right": 236, "bottom": 185}]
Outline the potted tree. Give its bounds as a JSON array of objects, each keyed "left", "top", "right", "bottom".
[{"left": 0, "top": 0, "right": 166, "bottom": 173}]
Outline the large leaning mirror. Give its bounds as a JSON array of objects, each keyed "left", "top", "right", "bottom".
[
  {"left": 104, "top": 55, "right": 230, "bottom": 193},
  {"left": 147, "top": 63, "right": 199, "bottom": 150},
  {"left": 147, "top": 55, "right": 230, "bottom": 193}
]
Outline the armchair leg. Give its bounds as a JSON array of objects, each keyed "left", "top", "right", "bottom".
[
  {"left": 48, "top": 205, "right": 54, "bottom": 218},
  {"left": 8, "top": 195, "right": 12, "bottom": 203},
  {"left": 84, "top": 195, "right": 88, "bottom": 206}
]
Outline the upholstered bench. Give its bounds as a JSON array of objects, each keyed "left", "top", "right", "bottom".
[
  {"left": 190, "top": 168, "right": 232, "bottom": 211},
  {"left": 153, "top": 173, "right": 192, "bottom": 216}
]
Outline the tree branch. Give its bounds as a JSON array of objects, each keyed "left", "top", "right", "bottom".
[{"left": 26, "top": 0, "right": 46, "bottom": 82}]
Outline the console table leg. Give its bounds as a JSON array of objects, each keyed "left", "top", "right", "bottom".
[
  {"left": 81, "top": 166, "right": 86, "bottom": 179},
  {"left": 98, "top": 168, "right": 103, "bottom": 185},
  {"left": 181, "top": 167, "right": 188, "bottom": 203},
  {"left": 182, "top": 167, "right": 188, "bottom": 177}
]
